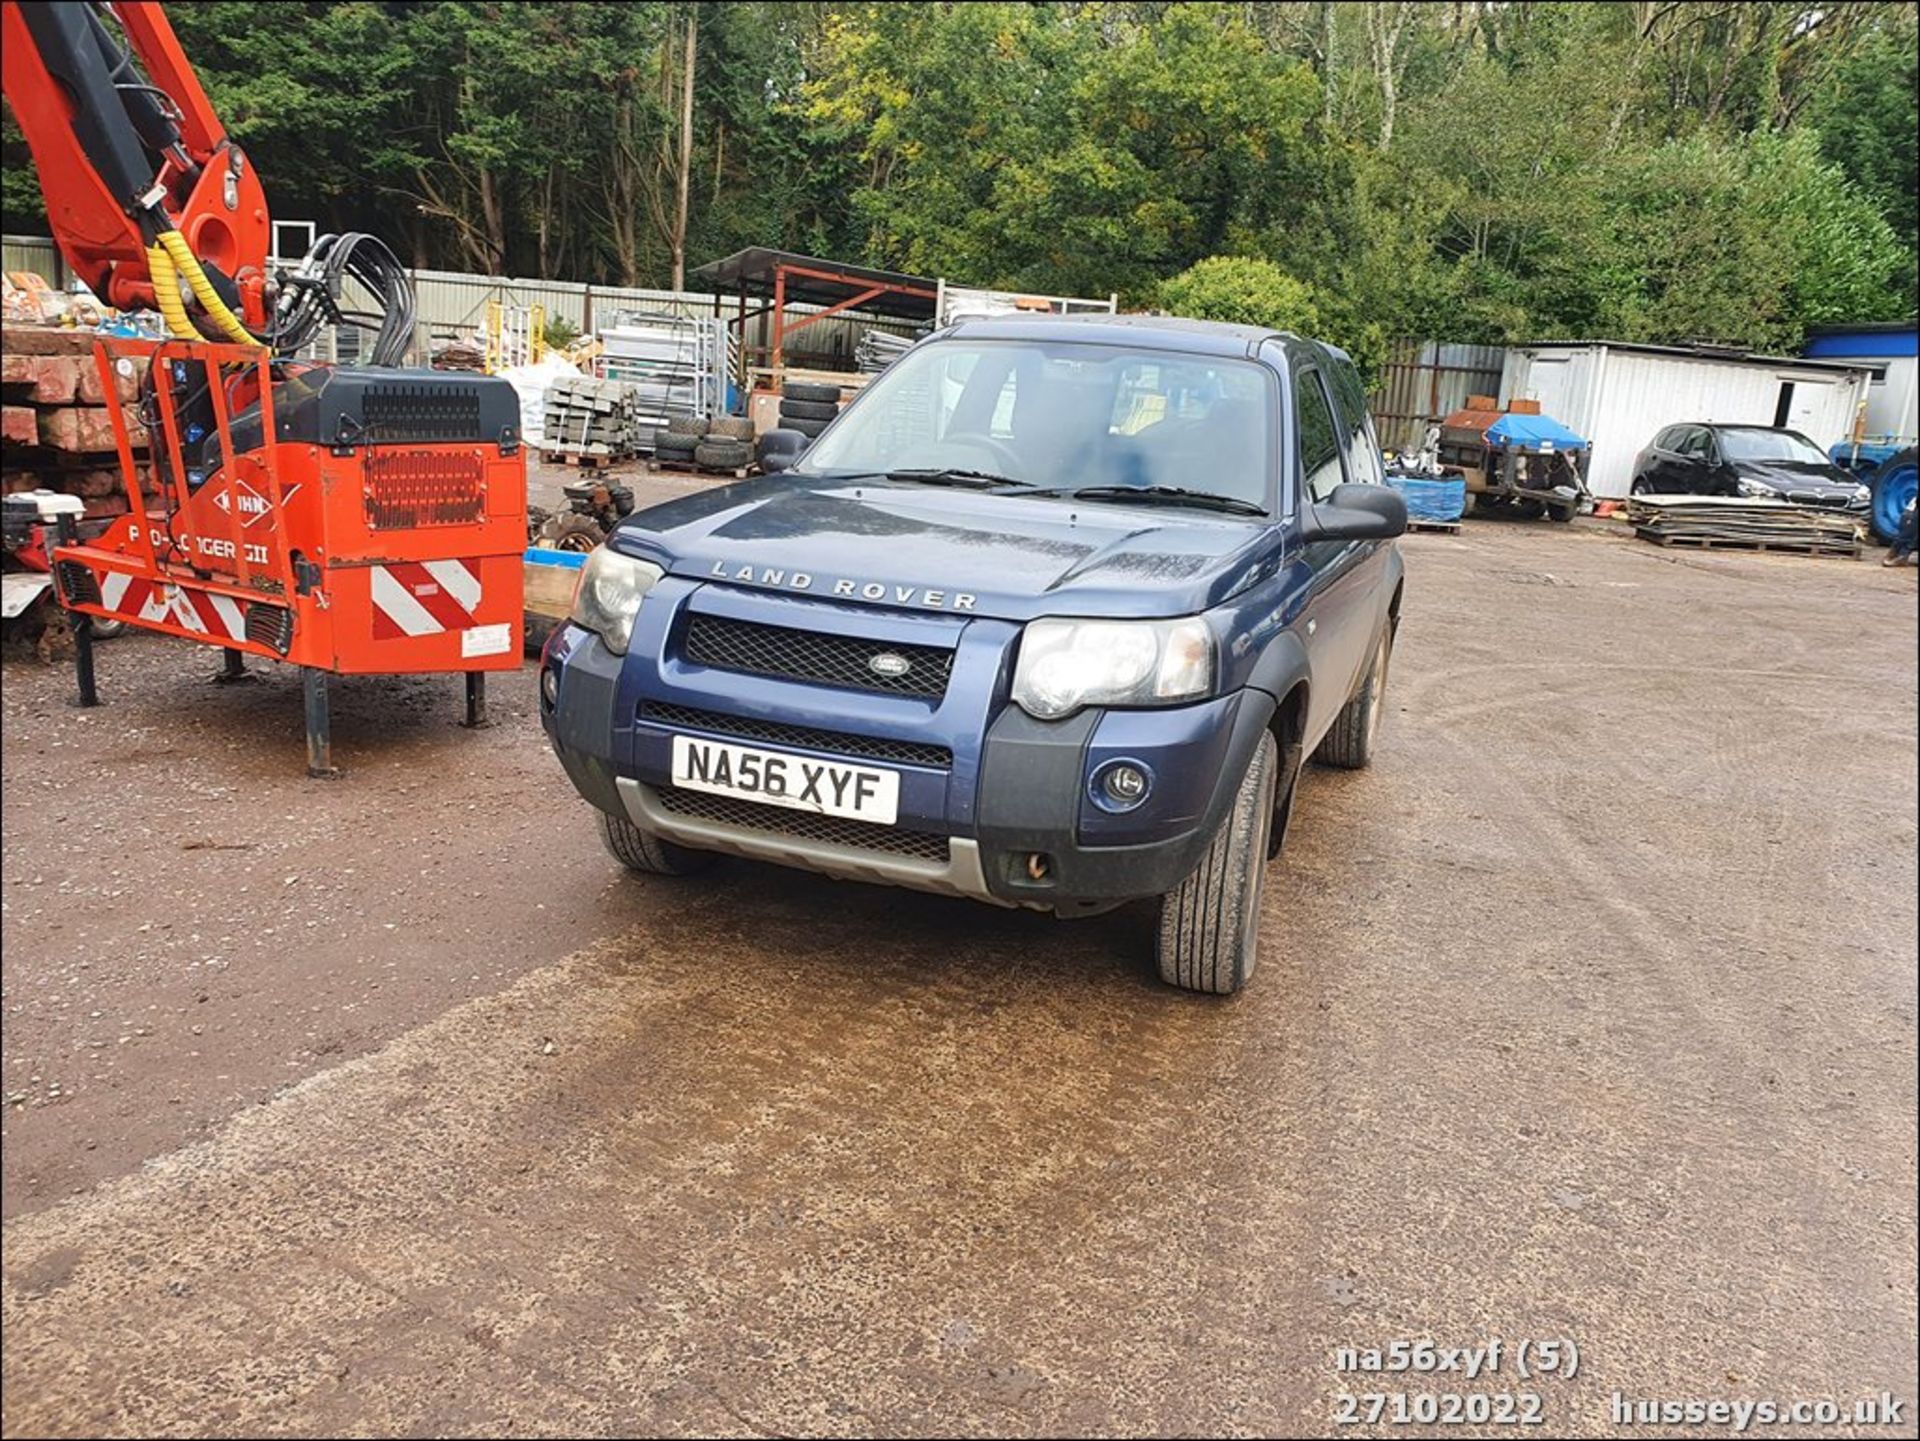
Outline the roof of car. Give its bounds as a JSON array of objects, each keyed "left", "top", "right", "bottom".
[{"left": 943, "top": 312, "right": 1327, "bottom": 360}]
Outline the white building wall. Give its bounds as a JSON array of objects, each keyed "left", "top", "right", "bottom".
[
  {"left": 1858, "top": 355, "right": 1917, "bottom": 441},
  {"left": 1505, "top": 345, "right": 1871, "bottom": 498}
]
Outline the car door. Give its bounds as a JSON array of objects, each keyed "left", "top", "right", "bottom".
[
  {"left": 1674, "top": 427, "right": 1720, "bottom": 493},
  {"left": 1648, "top": 426, "right": 1690, "bottom": 492},
  {"left": 1290, "top": 361, "right": 1376, "bottom": 735}
]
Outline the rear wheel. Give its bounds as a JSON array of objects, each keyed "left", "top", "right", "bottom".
[
  {"left": 1868, "top": 448, "right": 1917, "bottom": 544},
  {"left": 1155, "top": 730, "right": 1276, "bottom": 996},
  {"left": 1316, "top": 623, "right": 1393, "bottom": 770},
  {"left": 598, "top": 809, "right": 715, "bottom": 876}
]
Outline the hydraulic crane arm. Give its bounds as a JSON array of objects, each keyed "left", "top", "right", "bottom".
[
  {"left": 4, "top": 0, "right": 415, "bottom": 363},
  {"left": 2, "top": 0, "right": 269, "bottom": 334}
]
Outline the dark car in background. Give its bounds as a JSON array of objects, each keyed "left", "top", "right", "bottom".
[{"left": 1630, "top": 423, "right": 1872, "bottom": 511}]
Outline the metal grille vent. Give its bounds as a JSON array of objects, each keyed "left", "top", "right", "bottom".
[
  {"left": 55, "top": 561, "right": 100, "bottom": 606},
  {"left": 245, "top": 603, "right": 293, "bottom": 654},
  {"left": 363, "top": 451, "right": 486, "bottom": 530},
  {"left": 361, "top": 384, "right": 485, "bottom": 443},
  {"left": 656, "top": 784, "right": 950, "bottom": 862},
  {"left": 682, "top": 614, "right": 952, "bottom": 699},
  {"left": 641, "top": 703, "right": 952, "bottom": 769}
]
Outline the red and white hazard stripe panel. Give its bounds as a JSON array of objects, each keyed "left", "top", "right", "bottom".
[
  {"left": 370, "top": 560, "right": 483, "bottom": 639},
  {"left": 97, "top": 570, "right": 247, "bottom": 642}
]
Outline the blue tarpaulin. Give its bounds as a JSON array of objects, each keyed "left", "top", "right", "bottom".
[
  {"left": 1481, "top": 411, "right": 1589, "bottom": 451},
  {"left": 1385, "top": 474, "right": 1467, "bottom": 522}
]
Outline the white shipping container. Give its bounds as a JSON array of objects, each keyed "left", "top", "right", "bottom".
[{"left": 1502, "top": 343, "right": 1872, "bottom": 499}]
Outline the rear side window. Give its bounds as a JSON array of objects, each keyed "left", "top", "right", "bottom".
[
  {"left": 1328, "top": 359, "right": 1384, "bottom": 485},
  {"left": 1676, "top": 428, "right": 1708, "bottom": 458},
  {"left": 1294, "top": 370, "right": 1346, "bottom": 504}
]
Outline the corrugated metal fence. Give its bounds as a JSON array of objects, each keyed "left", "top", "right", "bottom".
[
  {"left": 5, "top": 233, "right": 917, "bottom": 370},
  {"left": 1369, "top": 339, "right": 1506, "bottom": 452}
]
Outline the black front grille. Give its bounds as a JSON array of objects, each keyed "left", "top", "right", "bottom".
[
  {"left": 683, "top": 614, "right": 952, "bottom": 698},
  {"left": 655, "top": 785, "right": 949, "bottom": 863},
  {"left": 641, "top": 702, "right": 952, "bottom": 768}
]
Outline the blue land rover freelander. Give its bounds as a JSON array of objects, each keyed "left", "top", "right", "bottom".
[{"left": 540, "top": 316, "right": 1407, "bottom": 994}]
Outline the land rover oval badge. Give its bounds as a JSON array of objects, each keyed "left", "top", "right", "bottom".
[{"left": 869, "top": 652, "right": 912, "bottom": 679}]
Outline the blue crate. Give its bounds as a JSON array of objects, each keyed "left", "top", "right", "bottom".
[{"left": 1385, "top": 473, "right": 1467, "bottom": 523}]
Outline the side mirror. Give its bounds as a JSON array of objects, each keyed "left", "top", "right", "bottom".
[
  {"left": 757, "top": 427, "right": 809, "bottom": 474},
  {"left": 1300, "top": 483, "right": 1407, "bottom": 542}
]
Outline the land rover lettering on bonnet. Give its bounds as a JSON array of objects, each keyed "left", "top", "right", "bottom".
[{"left": 542, "top": 315, "right": 1407, "bottom": 994}]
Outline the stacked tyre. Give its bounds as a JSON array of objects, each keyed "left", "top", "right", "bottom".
[
  {"left": 695, "top": 415, "right": 755, "bottom": 474},
  {"left": 652, "top": 412, "right": 704, "bottom": 468},
  {"left": 779, "top": 381, "right": 841, "bottom": 439}
]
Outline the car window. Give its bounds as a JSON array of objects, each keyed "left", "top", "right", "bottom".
[
  {"left": 1718, "top": 428, "right": 1831, "bottom": 465},
  {"left": 1675, "top": 428, "right": 1707, "bottom": 458},
  {"left": 1327, "top": 359, "right": 1384, "bottom": 485},
  {"left": 797, "top": 339, "right": 1275, "bottom": 506},
  {"left": 1294, "top": 369, "right": 1347, "bottom": 505}
]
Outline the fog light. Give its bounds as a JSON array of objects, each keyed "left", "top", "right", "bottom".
[
  {"left": 1093, "top": 759, "right": 1152, "bottom": 812},
  {"left": 540, "top": 666, "right": 559, "bottom": 709}
]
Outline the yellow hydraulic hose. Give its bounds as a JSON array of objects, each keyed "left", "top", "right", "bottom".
[
  {"left": 145, "top": 243, "right": 198, "bottom": 341},
  {"left": 155, "top": 228, "right": 256, "bottom": 346}
]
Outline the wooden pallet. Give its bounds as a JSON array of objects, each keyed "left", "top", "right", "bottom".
[
  {"left": 1406, "top": 519, "right": 1461, "bottom": 534},
  {"left": 542, "top": 449, "right": 629, "bottom": 469},
  {"left": 648, "top": 460, "right": 751, "bottom": 481},
  {"left": 1632, "top": 527, "right": 1860, "bottom": 559}
]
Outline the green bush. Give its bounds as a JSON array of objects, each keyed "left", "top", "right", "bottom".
[{"left": 1158, "top": 256, "right": 1322, "bottom": 335}]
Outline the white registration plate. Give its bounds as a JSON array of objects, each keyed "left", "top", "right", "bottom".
[{"left": 670, "top": 735, "right": 899, "bottom": 825}]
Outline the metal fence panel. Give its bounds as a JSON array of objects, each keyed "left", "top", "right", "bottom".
[
  {"left": 1369, "top": 339, "right": 1506, "bottom": 452},
  {"left": 3, "top": 233, "right": 62, "bottom": 284}
]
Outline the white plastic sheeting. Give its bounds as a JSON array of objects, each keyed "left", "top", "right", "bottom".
[{"left": 497, "top": 355, "right": 586, "bottom": 448}]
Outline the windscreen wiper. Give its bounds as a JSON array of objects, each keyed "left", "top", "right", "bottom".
[
  {"left": 1027, "top": 485, "right": 1268, "bottom": 517},
  {"left": 884, "top": 467, "right": 1031, "bottom": 489}
]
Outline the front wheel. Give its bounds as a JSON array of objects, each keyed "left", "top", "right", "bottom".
[
  {"left": 598, "top": 809, "right": 715, "bottom": 876},
  {"left": 1315, "top": 623, "right": 1394, "bottom": 770},
  {"left": 1155, "top": 730, "right": 1277, "bottom": 996}
]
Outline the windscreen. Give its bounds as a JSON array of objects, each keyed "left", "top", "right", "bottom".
[
  {"left": 796, "top": 339, "right": 1275, "bottom": 507},
  {"left": 1717, "top": 428, "right": 1830, "bottom": 465}
]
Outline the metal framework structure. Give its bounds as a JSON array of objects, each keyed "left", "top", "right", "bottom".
[{"left": 690, "top": 248, "right": 940, "bottom": 378}]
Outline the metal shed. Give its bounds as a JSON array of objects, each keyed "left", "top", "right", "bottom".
[{"left": 1500, "top": 341, "right": 1873, "bottom": 499}]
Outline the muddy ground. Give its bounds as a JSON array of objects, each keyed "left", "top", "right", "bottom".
[{"left": 2, "top": 515, "right": 1915, "bottom": 1436}]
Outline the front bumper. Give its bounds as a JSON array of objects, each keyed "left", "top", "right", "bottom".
[{"left": 540, "top": 596, "right": 1271, "bottom": 912}]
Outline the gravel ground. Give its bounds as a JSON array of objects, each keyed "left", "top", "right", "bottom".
[{"left": 2, "top": 517, "right": 1915, "bottom": 1436}]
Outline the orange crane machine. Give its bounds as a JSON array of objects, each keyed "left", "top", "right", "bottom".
[{"left": 1, "top": 0, "right": 526, "bottom": 774}]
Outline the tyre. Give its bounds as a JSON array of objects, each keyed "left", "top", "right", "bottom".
[
  {"left": 782, "top": 381, "right": 842, "bottom": 405},
  {"left": 786, "top": 414, "right": 832, "bottom": 438},
  {"left": 662, "top": 412, "right": 706, "bottom": 438},
  {"left": 778, "top": 398, "right": 838, "bottom": 422},
  {"left": 599, "top": 809, "right": 715, "bottom": 876},
  {"left": 706, "top": 415, "right": 756, "bottom": 441},
  {"left": 694, "top": 438, "right": 751, "bottom": 471},
  {"left": 89, "top": 616, "right": 126, "bottom": 640},
  {"left": 1867, "top": 447, "right": 1918, "bottom": 545},
  {"left": 538, "top": 513, "right": 605, "bottom": 552},
  {"left": 1155, "top": 729, "right": 1277, "bottom": 995},
  {"left": 1630, "top": 476, "right": 1651, "bottom": 497},
  {"left": 1548, "top": 499, "right": 1577, "bottom": 522},
  {"left": 1315, "top": 622, "right": 1393, "bottom": 770}
]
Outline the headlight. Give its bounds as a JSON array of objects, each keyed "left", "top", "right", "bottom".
[
  {"left": 1012, "top": 617, "right": 1214, "bottom": 720},
  {"left": 1734, "top": 478, "right": 1775, "bottom": 498},
  {"left": 1852, "top": 484, "right": 1872, "bottom": 505},
  {"left": 568, "top": 547, "right": 663, "bottom": 655}
]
